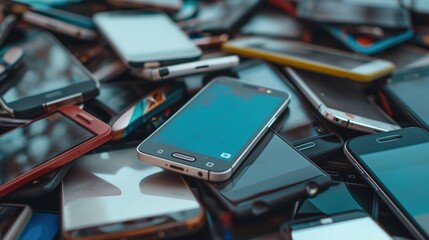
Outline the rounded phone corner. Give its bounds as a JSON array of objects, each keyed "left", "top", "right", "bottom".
[{"left": 208, "top": 168, "right": 233, "bottom": 182}]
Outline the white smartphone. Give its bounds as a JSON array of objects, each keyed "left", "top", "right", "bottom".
[
  {"left": 286, "top": 67, "right": 400, "bottom": 133},
  {"left": 62, "top": 145, "right": 205, "bottom": 240},
  {"left": 94, "top": 11, "right": 202, "bottom": 68},
  {"left": 131, "top": 55, "right": 240, "bottom": 81},
  {"left": 137, "top": 77, "right": 290, "bottom": 182}
]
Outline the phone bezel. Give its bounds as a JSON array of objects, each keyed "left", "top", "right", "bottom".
[
  {"left": 0, "top": 203, "right": 32, "bottom": 240},
  {"left": 137, "top": 77, "right": 290, "bottom": 182},
  {"left": 344, "top": 127, "right": 429, "bottom": 240},
  {"left": 0, "top": 105, "right": 111, "bottom": 197}
]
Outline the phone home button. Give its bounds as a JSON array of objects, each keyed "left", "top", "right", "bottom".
[{"left": 172, "top": 153, "right": 196, "bottom": 162}]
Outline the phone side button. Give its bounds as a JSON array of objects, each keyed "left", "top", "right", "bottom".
[
  {"left": 172, "top": 153, "right": 196, "bottom": 162},
  {"left": 366, "top": 177, "right": 379, "bottom": 192}
]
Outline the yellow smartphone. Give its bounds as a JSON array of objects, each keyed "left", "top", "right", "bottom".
[{"left": 223, "top": 37, "right": 394, "bottom": 82}]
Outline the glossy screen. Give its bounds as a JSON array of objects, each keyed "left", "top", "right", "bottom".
[
  {"left": 62, "top": 148, "right": 200, "bottom": 232},
  {"left": 236, "top": 63, "right": 320, "bottom": 143},
  {"left": 0, "top": 113, "right": 94, "bottom": 185},
  {"left": 1, "top": 32, "right": 91, "bottom": 103},
  {"left": 150, "top": 80, "right": 284, "bottom": 161},
  {"left": 388, "top": 72, "right": 429, "bottom": 127},
  {"left": 361, "top": 142, "right": 429, "bottom": 237}
]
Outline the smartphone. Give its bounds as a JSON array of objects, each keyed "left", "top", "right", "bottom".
[
  {"left": 223, "top": 37, "right": 394, "bottom": 82},
  {"left": 286, "top": 67, "right": 400, "bottom": 133},
  {"left": 131, "top": 55, "right": 239, "bottom": 81},
  {"left": 297, "top": 0, "right": 411, "bottom": 30},
  {"left": 0, "top": 204, "right": 32, "bottom": 240},
  {"left": 203, "top": 129, "right": 331, "bottom": 218},
  {"left": 0, "top": 105, "right": 112, "bottom": 197},
  {"left": 320, "top": 23, "right": 414, "bottom": 55},
  {"left": 94, "top": 11, "right": 202, "bottom": 68},
  {"left": 0, "top": 30, "right": 99, "bottom": 119},
  {"left": 2, "top": 162, "right": 73, "bottom": 201},
  {"left": 344, "top": 127, "right": 429, "bottom": 240},
  {"left": 383, "top": 67, "right": 429, "bottom": 131},
  {"left": 281, "top": 211, "right": 392, "bottom": 240},
  {"left": 107, "top": 0, "right": 183, "bottom": 12},
  {"left": 62, "top": 146, "right": 205, "bottom": 239},
  {"left": 233, "top": 60, "right": 343, "bottom": 158},
  {"left": 180, "top": 0, "right": 261, "bottom": 34},
  {"left": 110, "top": 82, "right": 186, "bottom": 140},
  {"left": 137, "top": 77, "right": 290, "bottom": 182},
  {"left": 19, "top": 212, "right": 60, "bottom": 240},
  {"left": 374, "top": 44, "right": 429, "bottom": 71}
]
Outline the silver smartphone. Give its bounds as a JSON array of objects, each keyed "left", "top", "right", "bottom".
[
  {"left": 0, "top": 204, "right": 32, "bottom": 240},
  {"left": 137, "top": 77, "right": 290, "bottom": 182},
  {"left": 286, "top": 67, "right": 400, "bottom": 133},
  {"left": 62, "top": 146, "right": 205, "bottom": 240},
  {"left": 131, "top": 55, "right": 240, "bottom": 81},
  {"left": 94, "top": 11, "right": 202, "bottom": 68}
]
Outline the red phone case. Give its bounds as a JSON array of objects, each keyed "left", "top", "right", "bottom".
[{"left": 0, "top": 105, "right": 112, "bottom": 197}]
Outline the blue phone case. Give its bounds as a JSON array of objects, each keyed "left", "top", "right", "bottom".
[{"left": 321, "top": 23, "right": 413, "bottom": 55}]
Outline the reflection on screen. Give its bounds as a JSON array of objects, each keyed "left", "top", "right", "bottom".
[
  {"left": 237, "top": 63, "right": 319, "bottom": 143},
  {"left": 296, "top": 70, "right": 394, "bottom": 123},
  {"left": 151, "top": 81, "right": 284, "bottom": 161},
  {"left": 252, "top": 42, "right": 369, "bottom": 69},
  {"left": 0, "top": 206, "right": 23, "bottom": 237},
  {"left": 292, "top": 217, "right": 392, "bottom": 240},
  {"left": 388, "top": 73, "right": 429, "bottom": 127},
  {"left": 0, "top": 113, "right": 94, "bottom": 184},
  {"left": 361, "top": 142, "right": 429, "bottom": 236},
  {"left": 2, "top": 31, "right": 91, "bottom": 103}
]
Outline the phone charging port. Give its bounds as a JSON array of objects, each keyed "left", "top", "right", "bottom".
[{"left": 170, "top": 164, "right": 185, "bottom": 172}]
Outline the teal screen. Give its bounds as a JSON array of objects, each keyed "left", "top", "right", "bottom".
[
  {"left": 361, "top": 142, "right": 429, "bottom": 236},
  {"left": 152, "top": 81, "right": 284, "bottom": 161}
]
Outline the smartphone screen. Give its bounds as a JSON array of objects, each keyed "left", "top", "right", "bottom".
[
  {"left": 62, "top": 147, "right": 203, "bottom": 238},
  {"left": 299, "top": 0, "right": 410, "bottom": 29},
  {"left": 0, "top": 205, "right": 28, "bottom": 237},
  {"left": 290, "top": 213, "right": 392, "bottom": 240},
  {"left": 0, "top": 31, "right": 93, "bottom": 105},
  {"left": 139, "top": 78, "right": 288, "bottom": 171},
  {"left": 248, "top": 41, "right": 371, "bottom": 70},
  {"left": 293, "top": 69, "right": 395, "bottom": 124},
  {"left": 386, "top": 68, "right": 429, "bottom": 128},
  {"left": 0, "top": 112, "right": 94, "bottom": 185},
  {"left": 358, "top": 141, "right": 429, "bottom": 237},
  {"left": 94, "top": 11, "right": 201, "bottom": 66},
  {"left": 235, "top": 61, "right": 324, "bottom": 143}
]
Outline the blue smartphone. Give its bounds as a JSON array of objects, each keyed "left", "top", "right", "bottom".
[{"left": 321, "top": 23, "right": 413, "bottom": 55}]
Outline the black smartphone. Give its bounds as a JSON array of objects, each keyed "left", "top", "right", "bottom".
[
  {"left": 383, "top": 67, "right": 429, "bottom": 130},
  {"left": 181, "top": 0, "right": 261, "bottom": 34},
  {"left": 0, "top": 30, "right": 99, "bottom": 119},
  {"left": 203, "top": 129, "right": 331, "bottom": 218},
  {"left": 233, "top": 60, "right": 343, "bottom": 159},
  {"left": 137, "top": 77, "right": 291, "bottom": 182},
  {"left": 2, "top": 162, "right": 73, "bottom": 201},
  {"left": 0, "top": 204, "right": 32, "bottom": 240},
  {"left": 94, "top": 11, "right": 202, "bottom": 68},
  {"left": 297, "top": 0, "right": 411, "bottom": 30},
  {"left": 344, "top": 127, "right": 429, "bottom": 240},
  {"left": 280, "top": 211, "right": 392, "bottom": 240}
]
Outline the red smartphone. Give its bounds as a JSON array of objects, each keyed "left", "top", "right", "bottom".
[{"left": 0, "top": 105, "right": 112, "bottom": 197}]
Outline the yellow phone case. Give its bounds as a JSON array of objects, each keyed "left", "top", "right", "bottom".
[{"left": 223, "top": 40, "right": 394, "bottom": 82}]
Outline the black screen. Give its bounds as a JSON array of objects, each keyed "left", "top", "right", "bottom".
[
  {"left": 1, "top": 31, "right": 92, "bottom": 103},
  {"left": 0, "top": 113, "right": 94, "bottom": 184}
]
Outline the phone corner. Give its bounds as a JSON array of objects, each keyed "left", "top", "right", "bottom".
[{"left": 208, "top": 168, "right": 233, "bottom": 182}]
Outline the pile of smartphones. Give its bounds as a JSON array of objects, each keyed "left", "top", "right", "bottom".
[{"left": 3, "top": 0, "right": 429, "bottom": 239}]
